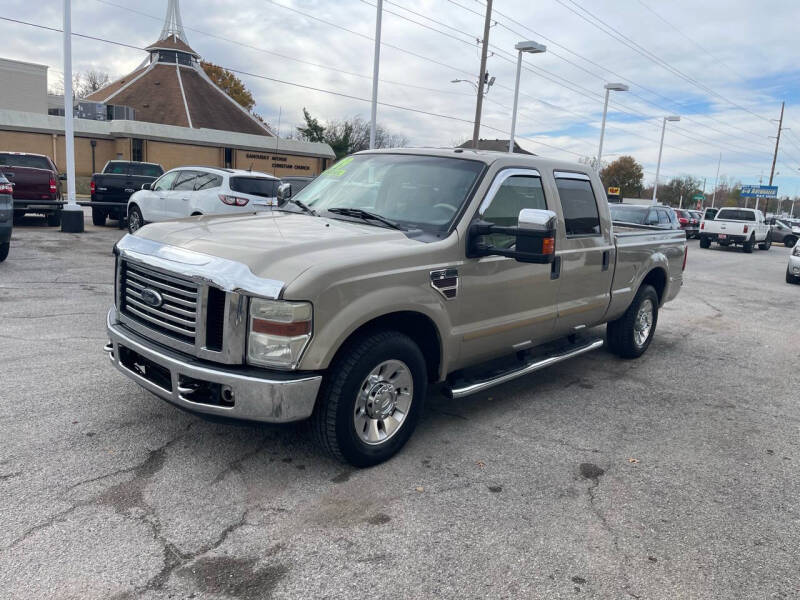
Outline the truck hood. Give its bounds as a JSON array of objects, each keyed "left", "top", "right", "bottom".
[{"left": 136, "top": 211, "right": 417, "bottom": 288}]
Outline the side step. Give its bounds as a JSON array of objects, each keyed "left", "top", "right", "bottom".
[{"left": 444, "top": 337, "right": 604, "bottom": 399}]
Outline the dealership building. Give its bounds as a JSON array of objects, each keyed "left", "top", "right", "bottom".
[{"left": 0, "top": 1, "right": 333, "bottom": 190}]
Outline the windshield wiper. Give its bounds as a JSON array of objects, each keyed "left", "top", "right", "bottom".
[
  {"left": 284, "top": 197, "right": 317, "bottom": 216},
  {"left": 326, "top": 207, "right": 405, "bottom": 230}
]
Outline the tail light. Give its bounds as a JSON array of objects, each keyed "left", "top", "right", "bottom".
[
  {"left": 49, "top": 176, "right": 58, "bottom": 194},
  {"left": 701, "top": 222, "right": 705, "bottom": 230},
  {"left": 90, "top": 180, "right": 96, "bottom": 195},
  {"left": 679, "top": 217, "right": 688, "bottom": 225},
  {"left": 743, "top": 225, "right": 749, "bottom": 234},
  {"left": 0, "top": 182, "right": 12, "bottom": 194},
  {"left": 683, "top": 245, "right": 688, "bottom": 271},
  {"left": 219, "top": 194, "right": 249, "bottom": 207}
]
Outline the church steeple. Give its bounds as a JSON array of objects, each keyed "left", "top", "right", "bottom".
[{"left": 159, "top": 0, "right": 188, "bottom": 44}]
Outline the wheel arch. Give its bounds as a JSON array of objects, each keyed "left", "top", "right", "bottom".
[{"left": 641, "top": 266, "right": 668, "bottom": 305}]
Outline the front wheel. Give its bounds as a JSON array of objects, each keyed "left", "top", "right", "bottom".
[
  {"left": 699, "top": 237, "right": 711, "bottom": 249},
  {"left": 128, "top": 205, "right": 144, "bottom": 233},
  {"left": 788, "top": 269, "right": 800, "bottom": 285},
  {"left": 785, "top": 236, "right": 797, "bottom": 248},
  {"left": 0, "top": 242, "right": 9, "bottom": 262},
  {"left": 607, "top": 284, "right": 659, "bottom": 359},
  {"left": 311, "top": 330, "right": 427, "bottom": 467}
]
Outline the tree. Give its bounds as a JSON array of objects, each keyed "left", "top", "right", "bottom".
[
  {"left": 201, "top": 62, "right": 256, "bottom": 112},
  {"left": 658, "top": 175, "right": 702, "bottom": 207},
  {"left": 75, "top": 70, "right": 110, "bottom": 97},
  {"left": 600, "top": 156, "right": 643, "bottom": 198},
  {"left": 296, "top": 109, "right": 409, "bottom": 160}
]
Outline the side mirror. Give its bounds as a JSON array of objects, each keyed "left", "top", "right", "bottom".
[
  {"left": 141, "top": 183, "right": 151, "bottom": 190},
  {"left": 467, "top": 208, "right": 557, "bottom": 264},
  {"left": 58, "top": 173, "right": 67, "bottom": 181},
  {"left": 277, "top": 182, "right": 292, "bottom": 205}
]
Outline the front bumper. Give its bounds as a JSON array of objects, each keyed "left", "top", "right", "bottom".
[
  {"left": 789, "top": 254, "right": 800, "bottom": 276},
  {"left": 105, "top": 307, "right": 322, "bottom": 423}
]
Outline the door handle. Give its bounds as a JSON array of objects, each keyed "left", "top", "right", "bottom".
[
  {"left": 602, "top": 250, "right": 610, "bottom": 271},
  {"left": 550, "top": 256, "right": 561, "bottom": 280}
]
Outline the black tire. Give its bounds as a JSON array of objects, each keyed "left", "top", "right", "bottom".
[
  {"left": 0, "top": 242, "right": 9, "bottom": 262},
  {"left": 607, "top": 284, "right": 659, "bottom": 359},
  {"left": 91, "top": 208, "right": 106, "bottom": 227},
  {"left": 13, "top": 211, "right": 24, "bottom": 225},
  {"left": 128, "top": 205, "right": 144, "bottom": 233},
  {"left": 742, "top": 236, "right": 754, "bottom": 253},
  {"left": 759, "top": 233, "right": 771, "bottom": 250},
  {"left": 785, "top": 236, "right": 797, "bottom": 248},
  {"left": 699, "top": 237, "right": 711, "bottom": 249},
  {"left": 46, "top": 211, "right": 61, "bottom": 227},
  {"left": 788, "top": 269, "right": 799, "bottom": 285},
  {"left": 311, "top": 330, "right": 427, "bottom": 467}
]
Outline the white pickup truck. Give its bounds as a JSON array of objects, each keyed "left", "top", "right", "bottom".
[{"left": 699, "top": 207, "right": 771, "bottom": 253}]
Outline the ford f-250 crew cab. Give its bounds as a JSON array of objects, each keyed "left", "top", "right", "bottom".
[
  {"left": 90, "top": 161, "right": 164, "bottom": 226},
  {"left": 699, "top": 207, "right": 771, "bottom": 252},
  {"left": 105, "top": 149, "right": 687, "bottom": 466}
]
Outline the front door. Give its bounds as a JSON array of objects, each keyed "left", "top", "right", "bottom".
[
  {"left": 168, "top": 170, "right": 202, "bottom": 219},
  {"left": 551, "top": 171, "right": 614, "bottom": 333},
  {"left": 456, "top": 168, "right": 560, "bottom": 365},
  {"left": 147, "top": 170, "right": 178, "bottom": 222}
]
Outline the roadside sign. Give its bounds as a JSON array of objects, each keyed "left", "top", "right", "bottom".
[
  {"left": 692, "top": 194, "right": 704, "bottom": 202},
  {"left": 607, "top": 186, "right": 620, "bottom": 195},
  {"left": 741, "top": 185, "right": 778, "bottom": 198}
]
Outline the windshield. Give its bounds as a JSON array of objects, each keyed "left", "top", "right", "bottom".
[
  {"left": 294, "top": 154, "right": 485, "bottom": 231},
  {"left": 230, "top": 177, "right": 279, "bottom": 198},
  {"left": 104, "top": 162, "right": 164, "bottom": 177},
  {"left": 609, "top": 204, "right": 648, "bottom": 224},
  {"left": 0, "top": 153, "right": 51, "bottom": 170}
]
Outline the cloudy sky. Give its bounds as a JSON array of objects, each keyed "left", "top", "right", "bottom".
[{"left": 3, "top": 0, "right": 800, "bottom": 197}]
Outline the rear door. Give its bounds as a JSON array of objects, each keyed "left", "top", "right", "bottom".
[{"left": 552, "top": 171, "right": 614, "bottom": 332}]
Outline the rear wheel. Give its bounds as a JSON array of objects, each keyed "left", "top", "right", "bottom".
[
  {"left": 785, "top": 236, "right": 797, "bottom": 248},
  {"left": 311, "top": 330, "right": 426, "bottom": 467},
  {"left": 91, "top": 208, "right": 106, "bottom": 227},
  {"left": 699, "top": 237, "right": 711, "bottom": 249},
  {"left": 0, "top": 242, "right": 9, "bottom": 262},
  {"left": 46, "top": 211, "right": 61, "bottom": 227},
  {"left": 607, "top": 284, "right": 659, "bottom": 359},
  {"left": 128, "top": 205, "right": 144, "bottom": 233},
  {"left": 759, "top": 233, "right": 771, "bottom": 250},
  {"left": 742, "top": 236, "right": 754, "bottom": 253}
]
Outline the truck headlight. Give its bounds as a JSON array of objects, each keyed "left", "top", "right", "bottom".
[
  {"left": 794, "top": 245, "right": 800, "bottom": 257},
  {"left": 247, "top": 298, "right": 312, "bottom": 369}
]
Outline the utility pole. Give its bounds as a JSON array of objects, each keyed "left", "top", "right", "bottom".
[
  {"left": 769, "top": 101, "right": 784, "bottom": 187},
  {"left": 369, "top": 0, "right": 383, "bottom": 149},
  {"left": 711, "top": 153, "right": 721, "bottom": 208},
  {"left": 471, "top": 0, "right": 493, "bottom": 148}
]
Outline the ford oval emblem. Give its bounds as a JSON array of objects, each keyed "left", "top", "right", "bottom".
[{"left": 140, "top": 287, "right": 163, "bottom": 308}]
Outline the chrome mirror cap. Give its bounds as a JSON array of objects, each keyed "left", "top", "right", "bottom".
[{"left": 518, "top": 208, "right": 557, "bottom": 232}]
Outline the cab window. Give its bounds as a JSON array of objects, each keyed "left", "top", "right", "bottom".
[
  {"left": 554, "top": 176, "right": 601, "bottom": 236},
  {"left": 152, "top": 171, "right": 178, "bottom": 192},
  {"left": 481, "top": 174, "right": 547, "bottom": 249}
]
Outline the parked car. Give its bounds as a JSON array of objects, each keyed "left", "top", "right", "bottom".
[
  {"left": 673, "top": 208, "right": 699, "bottom": 239},
  {"left": 90, "top": 160, "right": 163, "bottom": 226},
  {"left": 609, "top": 203, "right": 679, "bottom": 229},
  {"left": 127, "top": 167, "right": 280, "bottom": 233},
  {"left": 689, "top": 210, "right": 703, "bottom": 236},
  {"left": 0, "top": 152, "right": 63, "bottom": 226},
  {"left": 699, "top": 207, "right": 771, "bottom": 252},
  {"left": 787, "top": 240, "right": 800, "bottom": 284},
  {"left": 280, "top": 176, "right": 315, "bottom": 195},
  {"left": 771, "top": 219, "right": 799, "bottom": 248},
  {"left": 0, "top": 173, "right": 12, "bottom": 262},
  {"left": 107, "top": 148, "right": 687, "bottom": 466}
]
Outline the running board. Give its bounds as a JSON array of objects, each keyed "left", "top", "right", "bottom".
[{"left": 444, "top": 338, "right": 604, "bottom": 399}]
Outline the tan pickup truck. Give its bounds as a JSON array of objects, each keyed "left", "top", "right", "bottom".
[{"left": 106, "top": 149, "right": 687, "bottom": 466}]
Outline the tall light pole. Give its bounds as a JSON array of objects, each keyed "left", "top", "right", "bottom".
[
  {"left": 597, "top": 83, "right": 628, "bottom": 166},
  {"left": 652, "top": 115, "right": 680, "bottom": 204},
  {"left": 61, "top": 0, "right": 83, "bottom": 233},
  {"left": 368, "top": 0, "right": 383, "bottom": 149},
  {"left": 508, "top": 40, "right": 546, "bottom": 153}
]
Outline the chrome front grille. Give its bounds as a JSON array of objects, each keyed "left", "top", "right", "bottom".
[{"left": 121, "top": 261, "right": 199, "bottom": 345}]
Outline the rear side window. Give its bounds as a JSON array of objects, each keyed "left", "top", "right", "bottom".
[
  {"left": 172, "top": 171, "right": 202, "bottom": 191},
  {"left": 230, "top": 177, "right": 279, "bottom": 198},
  {"left": 0, "top": 153, "right": 52, "bottom": 170},
  {"left": 554, "top": 176, "right": 601, "bottom": 236},
  {"left": 609, "top": 205, "right": 647, "bottom": 224},
  {"left": 658, "top": 209, "right": 671, "bottom": 225},
  {"left": 716, "top": 209, "right": 755, "bottom": 222},
  {"left": 194, "top": 172, "right": 222, "bottom": 190}
]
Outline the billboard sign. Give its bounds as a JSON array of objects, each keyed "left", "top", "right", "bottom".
[{"left": 740, "top": 185, "right": 778, "bottom": 198}]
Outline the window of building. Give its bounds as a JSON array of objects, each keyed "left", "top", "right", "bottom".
[
  {"left": 131, "top": 138, "right": 144, "bottom": 162},
  {"left": 554, "top": 175, "right": 601, "bottom": 236},
  {"left": 224, "top": 148, "right": 233, "bottom": 169}
]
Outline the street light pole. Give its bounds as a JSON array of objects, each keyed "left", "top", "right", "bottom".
[
  {"left": 369, "top": 0, "right": 383, "bottom": 150},
  {"left": 60, "top": 0, "right": 83, "bottom": 233},
  {"left": 652, "top": 115, "right": 680, "bottom": 204},
  {"left": 597, "top": 83, "right": 628, "bottom": 166},
  {"left": 508, "top": 40, "right": 546, "bottom": 153}
]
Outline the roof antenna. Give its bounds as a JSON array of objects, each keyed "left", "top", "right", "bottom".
[{"left": 248, "top": 161, "right": 254, "bottom": 172}]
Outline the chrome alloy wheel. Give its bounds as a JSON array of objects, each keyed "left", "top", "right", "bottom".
[
  {"left": 353, "top": 359, "right": 413, "bottom": 445},
  {"left": 128, "top": 210, "right": 142, "bottom": 232},
  {"left": 634, "top": 298, "right": 654, "bottom": 347}
]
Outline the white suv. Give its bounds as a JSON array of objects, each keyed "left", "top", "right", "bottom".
[{"left": 127, "top": 167, "right": 279, "bottom": 233}]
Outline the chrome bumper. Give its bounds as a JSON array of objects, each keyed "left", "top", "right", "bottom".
[{"left": 105, "top": 308, "right": 322, "bottom": 423}]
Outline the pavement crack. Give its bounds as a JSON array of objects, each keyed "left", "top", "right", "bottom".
[{"left": 0, "top": 471, "right": 22, "bottom": 481}]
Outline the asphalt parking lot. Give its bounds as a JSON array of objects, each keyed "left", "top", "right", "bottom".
[{"left": 1, "top": 212, "right": 798, "bottom": 600}]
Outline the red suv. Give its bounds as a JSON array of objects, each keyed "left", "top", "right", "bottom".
[{"left": 673, "top": 208, "right": 699, "bottom": 239}]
